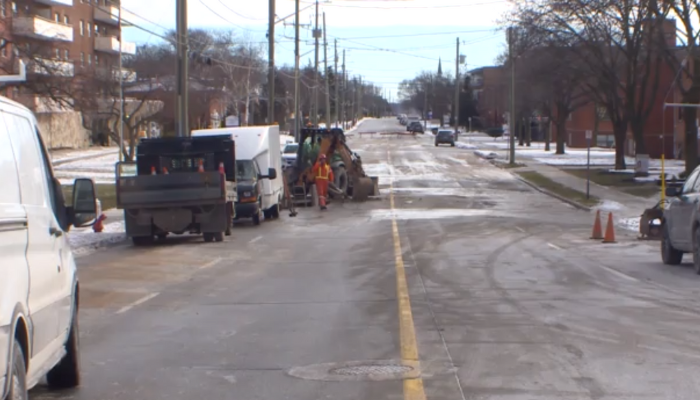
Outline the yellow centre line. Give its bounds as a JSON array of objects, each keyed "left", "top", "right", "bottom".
[{"left": 388, "top": 151, "right": 427, "bottom": 400}]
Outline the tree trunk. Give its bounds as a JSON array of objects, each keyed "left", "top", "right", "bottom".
[
  {"left": 545, "top": 120, "right": 551, "bottom": 151},
  {"left": 629, "top": 118, "right": 647, "bottom": 156},
  {"left": 555, "top": 118, "right": 566, "bottom": 155},
  {"left": 526, "top": 119, "right": 531, "bottom": 147},
  {"left": 612, "top": 120, "right": 627, "bottom": 170},
  {"left": 518, "top": 118, "right": 524, "bottom": 146},
  {"left": 684, "top": 92, "right": 699, "bottom": 175}
]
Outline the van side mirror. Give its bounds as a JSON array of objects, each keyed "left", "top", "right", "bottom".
[
  {"left": 665, "top": 186, "right": 681, "bottom": 197},
  {"left": 72, "top": 178, "right": 98, "bottom": 227},
  {"left": 260, "top": 167, "right": 277, "bottom": 180}
]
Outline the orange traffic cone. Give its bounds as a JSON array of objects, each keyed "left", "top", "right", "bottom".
[
  {"left": 602, "top": 212, "right": 616, "bottom": 243},
  {"left": 591, "top": 210, "right": 603, "bottom": 239}
]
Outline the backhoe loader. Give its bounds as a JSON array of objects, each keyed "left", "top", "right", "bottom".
[{"left": 284, "top": 127, "right": 378, "bottom": 207}]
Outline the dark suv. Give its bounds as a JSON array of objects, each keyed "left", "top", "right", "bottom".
[
  {"left": 407, "top": 121, "right": 424, "bottom": 133},
  {"left": 661, "top": 166, "right": 700, "bottom": 272},
  {"left": 435, "top": 130, "right": 456, "bottom": 147}
]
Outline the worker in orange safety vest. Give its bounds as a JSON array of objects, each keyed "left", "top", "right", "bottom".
[{"left": 312, "top": 154, "right": 334, "bottom": 210}]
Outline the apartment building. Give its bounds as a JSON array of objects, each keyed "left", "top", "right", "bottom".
[{"left": 0, "top": 0, "right": 136, "bottom": 112}]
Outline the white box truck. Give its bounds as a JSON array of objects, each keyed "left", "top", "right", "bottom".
[{"left": 192, "top": 126, "right": 282, "bottom": 225}]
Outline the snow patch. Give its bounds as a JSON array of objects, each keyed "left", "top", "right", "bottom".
[
  {"left": 618, "top": 217, "right": 640, "bottom": 233},
  {"left": 474, "top": 150, "right": 498, "bottom": 160},
  {"left": 368, "top": 208, "right": 493, "bottom": 221},
  {"left": 597, "top": 200, "right": 624, "bottom": 211},
  {"left": 456, "top": 142, "right": 477, "bottom": 150},
  {"left": 67, "top": 221, "right": 126, "bottom": 255}
]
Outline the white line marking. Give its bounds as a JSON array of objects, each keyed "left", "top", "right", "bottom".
[
  {"left": 597, "top": 264, "right": 639, "bottom": 283},
  {"left": 249, "top": 235, "right": 263, "bottom": 244},
  {"left": 547, "top": 242, "right": 562, "bottom": 250},
  {"left": 515, "top": 226, "right": 525, "bottom": 233},
  {"left": 199, "top": 257, "right": 222, "bottom": 270},
  {"left": 116, "top": 292, "right": 159, "bottom": 314}
]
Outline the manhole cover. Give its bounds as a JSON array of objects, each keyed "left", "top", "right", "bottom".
[
  {"left": 330, "top": 364, "right": 413, "bottom": 376},
  {"left": 288, "top": 360, "right": 420, "bottom": 382}
]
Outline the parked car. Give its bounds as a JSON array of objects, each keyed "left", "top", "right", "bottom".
[
  {"left": 660, "top": 167, "right": 700, "bottom": 270},
  {"left": 407, "top": 121, "right": 424, "bottom": 133},
  {"left": 1, "top": 96, "right": 98, "bottom": 399},
  {"left": 435, "top": 129, "right": 456, "bottom": 147},
  {"left": 281, "top": 142, "right": 298, "bottom": 170}
]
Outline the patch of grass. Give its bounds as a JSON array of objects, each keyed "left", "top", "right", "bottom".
[
  {"left": 62, "top": 183, "right": 117, "bottom": 211},
  {"left": 495, "top": 161, "right": 525, "bottom": 169},
  {"left": 516, "top": 170, "right": 599, "bottom": 207},
  {"left": 563, "top": 168, "right": 660, "bottom": 198}
]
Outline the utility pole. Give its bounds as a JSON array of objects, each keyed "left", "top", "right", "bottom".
[
  {"left": 294, "top": 0, "right": 300, "bottom": 141},
  {"left": 334, "top": 39, "right": 338, "bottom": 128},
  {"left": 352, "top": 77, "right": 357, "bottom": 125},
  {"left": 454, "top": 37, "right": 460, "bottom": 134},
  {"left": 312, "top": 0, "right": 320, "bottom": 126},
  {"left": 118, "top": 3, "right": 124, "bottom": 159},
  {"left": 268, "top": 0, "right": 275, "bottom": 124},
  {"left": 341, "top": 49, "right": 346, "bottom": 129},
  {"left": 176, "top": 0, "right": 189, "bottom": 137},
  {"left": 508, "top": 27, "right": 516, "bottom": 165},
  {"left": 357, "top": 76, "right": 362, "bottom": 121},
  {"left": 323, "top": 13, "right": 331, "bottom": 127}
]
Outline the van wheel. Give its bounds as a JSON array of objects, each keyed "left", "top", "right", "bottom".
[
  {"left": 8, "top": 341, "right": 28, "bottom": 400},
  {"left": 47, "top": 311, "right": 80, "bottom": 389},
  {"left": 252, "top": 211, "right": 261, "bottom": 225}
]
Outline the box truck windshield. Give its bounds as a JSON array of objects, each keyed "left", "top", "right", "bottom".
[{"left": 236, "top": 160, "right": 257, "bottom": 181}]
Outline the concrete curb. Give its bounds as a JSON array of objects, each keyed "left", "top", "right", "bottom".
[{"left": 514, "top": 174, "right": 593, "bottom": 212}]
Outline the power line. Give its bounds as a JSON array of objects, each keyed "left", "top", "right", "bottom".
[
  {"left": 334, "top": 28, "right": 499, "bottom": 40},
  {"left": 312, "top": 0, "right": 508, "bottom": 9},
  {"left": 217, "top": 0, "right": 267, "bottom": 21}
]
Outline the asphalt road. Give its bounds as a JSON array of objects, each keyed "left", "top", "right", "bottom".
[{"left": 34, "top": 118, "right": 700, "bottom": 400}]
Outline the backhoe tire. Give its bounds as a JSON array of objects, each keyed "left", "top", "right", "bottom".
[{"left": 333, "top": 167, "right": 348, "bottom": 198}]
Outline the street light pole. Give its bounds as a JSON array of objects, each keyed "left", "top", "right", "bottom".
[
  {"left": 454, "top": 37, "right": 459, "bottom": 135},
  {"left": 323, "top": 13, "right": 331, "bottom": 126},
  {"left": 293, "top": 0, "right": 300, "bottom": 141},
  {"left": 268, "top": 0, "right": 275, "bottom": 124},
  {"left": 508, "top": 27, "right": 516, "bottom": 165},
  {"left": 176, "top": 0, "right": 189, "bottom": 137}
]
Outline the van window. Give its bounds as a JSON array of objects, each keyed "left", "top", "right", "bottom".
[
  {"left": 0, "top": 118, "right": 20, "bottom": 204},
  {"left": 4, "top": 112, "right": 50, "bottom": 207}
]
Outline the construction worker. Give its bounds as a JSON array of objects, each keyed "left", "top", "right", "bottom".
[{"left": 312, "top": 154, "right": 334, "bottom": 210}]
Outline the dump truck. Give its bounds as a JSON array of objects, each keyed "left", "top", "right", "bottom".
[
  {"left": 285, "top": 127, "right": 378, "bottom": 207},
  {"left": 115, "top": 135, "right": 237, "bottom": 245}
]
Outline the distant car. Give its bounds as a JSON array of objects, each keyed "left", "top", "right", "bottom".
[
  {"left": 407, "top": 121, "right": 424, "bottom": 133},
  {"left": 435, "top": 129, "right": 456, "bottom": 147},
  {"left": 431, "top": 127, "right": 439, "bottom": 135},
  {"left": 281, "top": 142, "right": 298, "bottom": 170}
]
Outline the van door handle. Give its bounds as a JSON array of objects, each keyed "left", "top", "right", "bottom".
[{"left": 49, "top": 227, "right": 63, "bottom": 237}]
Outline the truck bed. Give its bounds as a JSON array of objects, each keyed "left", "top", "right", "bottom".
[{"left": 117, "top": 171, "right": 230, "bottom": 209}]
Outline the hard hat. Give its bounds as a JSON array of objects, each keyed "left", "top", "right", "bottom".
[{"left": 320, "top": 154, "right": 327, "bottom": 159}]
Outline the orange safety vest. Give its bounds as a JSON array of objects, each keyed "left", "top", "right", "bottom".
[{"left": 314, "top": 163, "right": 331, "bottom": 180}]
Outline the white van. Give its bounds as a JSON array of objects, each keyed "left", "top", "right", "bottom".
[
  {"left": 192, "top": 126, "right": 282, "bottom": 225},
  {"left": 0, "top": 97, "right": 97, "bottom": 399}
]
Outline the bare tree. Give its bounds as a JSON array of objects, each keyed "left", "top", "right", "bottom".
[{"left": 509, "top": 0, "right": 668, "bottom": 169}]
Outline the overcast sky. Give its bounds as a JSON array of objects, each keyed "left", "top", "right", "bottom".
[{"left": 120, "top": 0, "right": 512, "bottom": 100}]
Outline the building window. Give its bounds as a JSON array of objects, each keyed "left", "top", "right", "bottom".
[
  {"left": 55, "top": 48, "right": 60, "bottom": 59},
  {"left": 94, "top": 54, "right": 98, "bottom": 65},
  {"left": 88, "top": 54, "right": 91, "bottom": 66},
  {"left": 87, "top": 23, "right": 91, "bottom": 37},
  {"left": 55, "top": 13, "right": 60, "bottom": 22},
  {"left": 11, "top": 2, "right": 16, "bottom": 16},
  {"left": 64, "top": 15, "right": 69, "bottom": 24},
  {"left": 1, "top": 2, "right": 6, "bottom": 18},
  {"left": 80, "top": 20, "right": 84, "bottom": 36},
  {"left": 1, "top": 40, "right": 6, "bottom": 58},
  {"left": 80, "top": 52, "right": 84, "bottom": 66},
  {"left": 94, "top": 24, "right": 99, "bottom": 36},
  {"left": 64, "top": 49, "right": 69, "bottom": 60}
]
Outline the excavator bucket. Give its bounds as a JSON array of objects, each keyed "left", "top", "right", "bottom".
[{"left": 352, "top": 177, "right": 375, "bottom": 202}]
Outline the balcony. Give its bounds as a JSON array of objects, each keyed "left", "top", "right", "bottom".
[
  {"left": 27, "top": 58, "right": 74, "bottom": 77},
  {"left": 94, "top": 5, "right": 130, "bottom": 26},
  {"left": 20, "top": 95, "right": 74, "bottom": 113},
  {"left": 94, "top": 36, "right": 136, "bottom": 55},
  {"left": 34, "top": 0, "right": 74, "bottom": 6},
  {"left": 12, "top": 16, "right": 74, "bottom": 42},
  {"left": 116, "top": 68, "right": 137, "bottom": 82}
]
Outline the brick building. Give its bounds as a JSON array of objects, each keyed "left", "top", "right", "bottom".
[
  {"left": 469, "top": 66, "right": 506, "bottom": 129},
  {"left": 0, "top": 0, "right": 135, "bottom": 111}
]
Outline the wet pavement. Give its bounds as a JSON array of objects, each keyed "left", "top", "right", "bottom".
[{"left": 33, "top": 119, "right": 700, "bottom": 400}]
